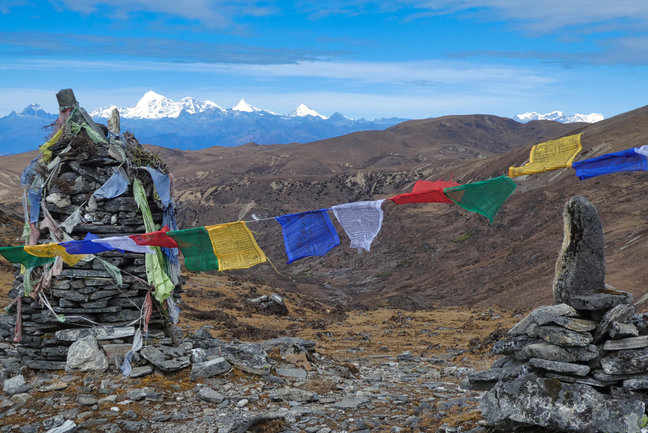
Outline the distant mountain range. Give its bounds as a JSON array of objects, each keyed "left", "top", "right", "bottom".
[
  {"left": 0, "top": 91, "right": 604, "bottom": 155},
  {"left": 515, "top": 111, "right": 604, "bottom": 123}
]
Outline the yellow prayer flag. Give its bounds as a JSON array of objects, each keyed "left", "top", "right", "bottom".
[
  {"left": 24, "top": 243, "right": 85, "bottom": 266},
  {"left": 205, "top": 222, "right": 266, "bottom": 271},
  {"left": 39, "top": 127, "right": 64, "bottom": 163},
  {"left": 509, "top": 133, "right": 582, "bottom": 178}
]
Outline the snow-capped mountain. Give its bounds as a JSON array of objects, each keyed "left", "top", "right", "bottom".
[
  {"left": 291, "top": 104, "right": 327, "bottom": 119},
  {"left": 232, "top": 99, "right": 261, "bottom": 113},
  {"left": 20, "top": 104, "right": 51, "bottom": 118},
  {"left": 91, "top": 91, "right": 224, "bottom": 119},
  {"left": 92, "top": 92, "right": 323, "bottom": 120},
  {"left": 515, "top": 111, "right": 604, "bottom": 124}
]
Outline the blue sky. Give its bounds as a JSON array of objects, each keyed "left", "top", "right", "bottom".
[{"left": 1, "top": 0, "right": 648, "bottom": 119}]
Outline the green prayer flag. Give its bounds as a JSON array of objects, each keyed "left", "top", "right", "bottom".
[
  {"left": 443, "top": 176, "right": 517, "bottom": 222},
  {"left": 97, "top": 257, "right": 123, "bottom": 288},
  {"left": 167, "top": 227, "right": 219, "bottom": 272},
  {"left": 133, "top": 178, "right": 175, "bottom": 303},
  {"left": 0, "top": 246, "right": 56, "bottom": 268}
]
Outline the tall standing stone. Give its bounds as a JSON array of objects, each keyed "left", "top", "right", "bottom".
[{"left": 552, "top": 196, "right": 606, "bottom": 306}]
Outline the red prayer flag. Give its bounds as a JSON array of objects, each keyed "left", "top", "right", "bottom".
[
  {"left": 130, "top": 226, "right": 179, "bottom": 249},
  {"left": 388, "top": 179, "right": 460, "bottom": 204}
]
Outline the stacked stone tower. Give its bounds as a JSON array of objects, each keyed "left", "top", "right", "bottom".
[
  {"left": 0, "top": 89, "right": 181, "bottom": 370},
  {"left": 467, "top": 196, "right": 648, "bottom": 433}
]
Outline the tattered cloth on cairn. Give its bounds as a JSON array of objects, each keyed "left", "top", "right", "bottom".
[{"left": 0, "top": 89, "right": 182, "bottom": 371}]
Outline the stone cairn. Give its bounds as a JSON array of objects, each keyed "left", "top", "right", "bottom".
[
  {"left": 0, "top": 89, "right": 181, "bottom": 371},
  {"left": 466, "top": 195, "right": 648, "bottom": 433}
]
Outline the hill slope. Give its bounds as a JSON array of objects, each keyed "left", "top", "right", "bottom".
[{"left": 1, "top": 113, "right": 628, "bottom": 311}]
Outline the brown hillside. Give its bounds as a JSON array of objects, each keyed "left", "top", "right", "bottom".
[{"left": 1, "top": 112, "right": 641, "bottom": 311}]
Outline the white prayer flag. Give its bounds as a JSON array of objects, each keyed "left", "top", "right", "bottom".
[
  {"left": 332, "top": 200, "right": 385, "bottom": 253},
  {"left": 91, "top": 236, "right": 153, "bottom": 254}
]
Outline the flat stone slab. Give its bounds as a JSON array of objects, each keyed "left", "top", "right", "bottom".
[
  {"left": 609, "top": 322, "right": 639, "bottom": 339},
  {"left": 220, "top": 343, "right": 271, "bottom": 375},
  {"left": 528, "top": 358, "right": 590, "bottom": 376},
  {"left": 140, "top": 346, "right": 191, "bottom": 372},
  {"left": 536, "top": 325, "right": 593, "bottom": 347},
  {"left": 259, "top": 337, "right": 317, "bottom": 351},
  {"left": 55, "top": 326, "right": 135, "bottom": 342},
  {"left": 568, "top": 292, "right": 633, "bottom": 311},
  {"left": 190, "top": 357, "right": 231, "bottom": 380},
  {"left": 332, "top": 396, "right": 370, "bottom": 409},
  {"left": 508, "top": 304, "right": 578, "bottom": 337},
  {"left": 268, "top": 387, "right": 318, "bottom": 403},
  {"left": 603, "top": 336, "right": 648, "bottom": 351},
  {"left": 592, "top": 369, "right": 646, "bottom": 382},
  {"left": 130, "top": 366, "right": 153, "bottom": 378},
  {"left": 22, "top": 359, "right": 67, "bottom": 370},
  {"left": 594, "top": 303, "right": 636, "bottom": 343},
  {"left": 550, "top": 316, "right": 597, "bottom": 332},
  {"left": 545, "top": 373, "right": 615, "bottom": 388},
  {"left": 53, "top": 306, "right": 122, "bottom": 314},
  {"left": 493, "top": 335, "right": 541, "bottom": 355},
  {"left": 623, "top": 377, "right": 648, "bottom": 391},
  {"left": 600, "top": 347, "right": 648, "bottom": 375},
  {"left": 275, "top": 367, "right": 308, "bottom": 379},
  {"left": 516, "top": 342, "right": 598, "bottom": 363}
]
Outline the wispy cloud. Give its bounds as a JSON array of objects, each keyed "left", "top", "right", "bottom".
[
  {"left": 48, "top": 0, "right": 278, "bottom": 27},
  {"left": 296, "top": 1, "right": 648, "bottom": 33},
  {"left": 3, "top": 1, "right": 643, "bottom": 34},
  {"left": 0, "top": 57, "right": 554, "bottom": 91},
  {"left": 0, "top": 31, "right": 331, "bottom": 64},
  {"left": 450, "top": 35, "right": 648, "bottom": 66}
]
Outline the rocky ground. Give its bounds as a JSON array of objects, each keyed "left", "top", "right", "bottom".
[{"left": 0, "top": 271, "right": 523, "bottom": 433}]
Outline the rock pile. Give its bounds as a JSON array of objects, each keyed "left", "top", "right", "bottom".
[
  {"left": 467, "top": 196, "right": 648, "bottom": 433},
  {"left": 0, "top": 89, "right": 181, "bottom": 370}
]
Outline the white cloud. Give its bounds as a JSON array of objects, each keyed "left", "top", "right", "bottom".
[
  {"left": 3, "top": 58, "right": 552, "bottom": 90},
  {"left": 296, "top": 0, "right": 648, "bottom": 33},
  {"left": 48, "top": 0, "right": 276, "bottom": 27},
  {"left": 6, "top": 1, "right": 638, "bottom": 33}
]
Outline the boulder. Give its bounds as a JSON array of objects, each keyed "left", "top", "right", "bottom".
[
  {"left": 66, "top": 335, "right": 108, "bottom": 372},
  {"left": 481, "top": 374, "right": 645, "bottom": 433},
  {"left": 219, "top": 343, "right": 271, "bottom": 375},
  {"left": 552, "top": 196, "right": 606, "bottom": 306},
  {"left": 190, "top": 357, "right": 231, "bottom": 380}
]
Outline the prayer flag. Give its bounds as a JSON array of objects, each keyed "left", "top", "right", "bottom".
[
  {"left": 444, "top": 176, "right": 517, "bottom": 222},
  {"left": 205, "top": 222, "right": 266, "bottom": 271},
  {"left": 91, "top": 236, "right": 153, "bottom": 254},
  {"left": 39, "top": 127, "right": 64, "bottom": 163},
  {"left": 130, "top": 226, "right": 179, "bottom": 249},
  {"left": 0, "top": 246, "right": 55, "bottom": 268},
  {"left": 388, "top": 180, "right": 460, "bottom": 204},
  {"left": 133, "top": 178, "right": 175, "bottom": 303},
  {"left": 509, "top": 134, "right": 582, "bottom": 178},
  {"left": 60, "top": 232, "right": 113, "bottom": 255},
  {"left": 572, "top": 147, "right": 648, "bottom": 180},
  {"left": 94, "top": 167, "right": 130, "bottom": 200},
  {"left": 24, "top": 243, "right": 85, "bottom": 266},
  {"left": 275, "top": 209, "right": 340, "bottom": 264},
  {"left": 167, "top": 227, "right": 219, "bottom": 272},
  {"left": 332, "top": 200, "right": 385, "bottom": 252},
  {"left": 145, "top": 167, "right": 172, "bottom": 208}
]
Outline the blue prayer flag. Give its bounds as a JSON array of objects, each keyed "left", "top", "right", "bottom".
[
  {"left": 145, "top": 167, "right": 172, "bottom": 208},
  {"left": 60, "top": 232, "right": 115, "bottom": 255},
  {"left": 28, "top": 188, "right": 41, "bottom": 223},
  {"left": 275, "top": 209, "right": 340, "bottom": 264},
  {"left": 94, "top": 168, "right": 129, "bottom": 199},
  {"left": 572, "top": 148, "right": 648, "bottom": 180}
]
